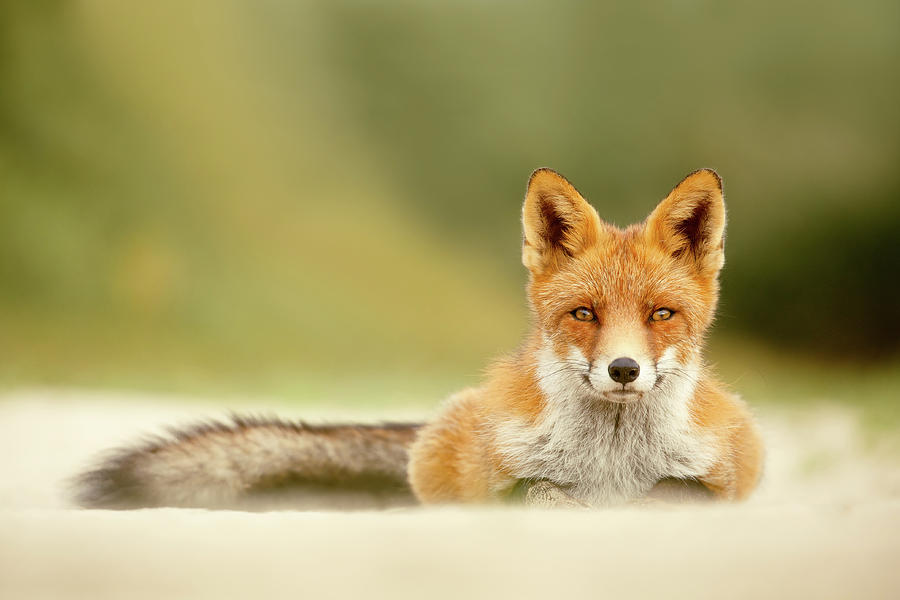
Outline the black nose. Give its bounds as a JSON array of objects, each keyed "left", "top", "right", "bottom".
[{"left": 608, "top": 357, "right": 640, "bottom": 384}]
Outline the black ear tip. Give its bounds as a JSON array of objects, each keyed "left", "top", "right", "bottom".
[
  {"left": 691, "top": 168, "right": 723, "bottom": 190},
  {"left": 528, "top": 167, "right": 565, "bottom": 187}
]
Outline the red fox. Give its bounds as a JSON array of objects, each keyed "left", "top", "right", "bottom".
[{"left": 74, "top": 168, "right": 763, "bottom": 510}]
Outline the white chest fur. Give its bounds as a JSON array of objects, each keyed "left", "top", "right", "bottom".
[{"left": 491, "top": 346, "right": 717, "bottom": 505}]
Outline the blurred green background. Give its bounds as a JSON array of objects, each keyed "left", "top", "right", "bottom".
[{"left": 1, "top": 2, "right": 897, "bottom": 423}]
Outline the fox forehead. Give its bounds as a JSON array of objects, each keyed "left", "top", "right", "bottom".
[{"left": 530, "top": 227, "right": 711, "bottom": 322}]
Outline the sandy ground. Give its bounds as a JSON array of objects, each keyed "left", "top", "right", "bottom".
[{"left": 1, "top": 388, "right": 899, "bottom": 599}]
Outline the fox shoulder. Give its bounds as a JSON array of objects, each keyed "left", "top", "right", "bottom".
[{"left": 690, "top": 377, "right": 764, "bottom": 500}]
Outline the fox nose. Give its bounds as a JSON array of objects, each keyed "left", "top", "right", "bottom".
[{"left": 608, "top": 357, "right": 640, "bottom": 384}]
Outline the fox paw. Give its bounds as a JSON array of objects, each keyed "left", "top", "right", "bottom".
[{"left": 523, "top": 480, "right": 590, "bottom": 509}]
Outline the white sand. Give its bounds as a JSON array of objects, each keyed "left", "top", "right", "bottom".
[{"left": 1, "top": 389, "right": 898, "bottom": 599}]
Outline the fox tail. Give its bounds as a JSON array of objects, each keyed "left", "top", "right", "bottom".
[{"left": 73, "top": 416, "right": 423, "bottom": 510}]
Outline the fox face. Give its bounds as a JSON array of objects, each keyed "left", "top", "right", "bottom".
[{"left": 522, "top": 168, "right": 726, "bottom": 406}]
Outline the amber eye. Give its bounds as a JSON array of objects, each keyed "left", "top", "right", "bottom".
[
  {"left": 572, "top": 307, "right": 595, "bottom": 322},
  {"left": 650, "top": 308, "right": 674, "bottom": 322}
]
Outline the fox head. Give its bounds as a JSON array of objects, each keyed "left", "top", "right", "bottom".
[{"left": 522, "top": 168, "right": 726, "bottom": 404}]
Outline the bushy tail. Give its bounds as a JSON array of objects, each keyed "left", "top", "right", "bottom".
[{"left": 73, "top": 416, "right": 423, "bottom": 510}]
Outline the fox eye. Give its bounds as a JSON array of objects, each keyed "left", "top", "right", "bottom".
[
  {"left": 572, "top": 307, "right": 595, "bottom": 322},
  {"left": 650, "top": 308, "right": 674, "bottom": 322}
]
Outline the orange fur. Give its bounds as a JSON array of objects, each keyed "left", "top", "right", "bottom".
[
  {"left": 689, "top": 378, "right": 764, "bottom": 500},
  {"left": 408, "top": 168, "right": 764, "bottom": 505}
]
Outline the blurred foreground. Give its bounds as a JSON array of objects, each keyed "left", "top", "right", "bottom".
[{"left": 0, "top": 391, "right": 898, "bottom": 599}]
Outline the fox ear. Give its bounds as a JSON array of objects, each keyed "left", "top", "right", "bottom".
[
  {"left": 646, "top": 169, "right": 726, "bottom": 276},
  {"left": 521, "top": 169, "right": 604, "bottom": 275}
]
